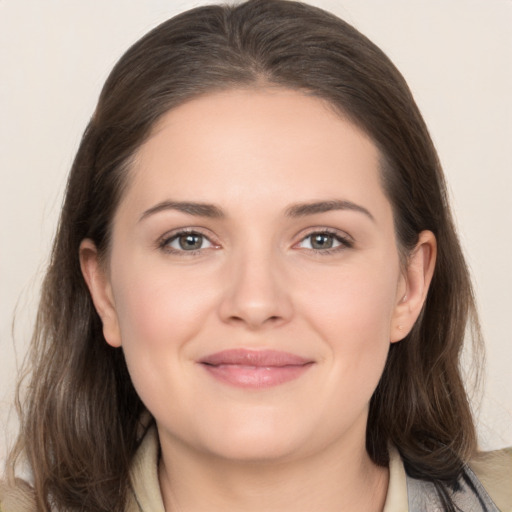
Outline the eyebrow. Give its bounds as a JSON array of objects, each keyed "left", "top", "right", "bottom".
[
  {"left": 139, "top": 198, "right": 374, "bottom": 223},
  {"left": 285, "top": 200, "right": 375, "bottom": 221},
  {"left": 139, "top": 200, "right": 224, "bottom": 222}
]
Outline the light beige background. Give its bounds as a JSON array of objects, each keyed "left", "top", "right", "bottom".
[{"left": 1, "top": 0, "right": 511, "bottom": 464}]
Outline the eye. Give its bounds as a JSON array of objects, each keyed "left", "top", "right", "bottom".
[
  {"left": 160, "top": 231, "right": 214, "bottom": 253},
  {"left": 297, "top": 231, "right": 352, "bottom": 252}
]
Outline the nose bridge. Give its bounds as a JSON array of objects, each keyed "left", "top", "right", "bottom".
[{"left": 219, "top": 239, "right": 292, "bottom": 328}]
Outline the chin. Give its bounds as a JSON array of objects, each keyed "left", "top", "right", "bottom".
[
  {"left": 204, "top": 431, "right": 303, "bottom": 463},
  {"left": 185, "top": 406, "right": 313, "bottom": 463}
]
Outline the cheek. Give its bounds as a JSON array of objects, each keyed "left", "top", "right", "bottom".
[
  {"left": 111, "top": 254, "right": 216, "bottom": 345},
  {"left": 108, "top": 256, "right": 218, "bottom": 399},
  {"left": 301, "top": 259, "right": 399, "bottom": 339},
  {"left": 298, "top": 256, "right": 399, "bottom": 388}
]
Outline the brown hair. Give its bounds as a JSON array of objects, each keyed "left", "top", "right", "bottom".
[{"left": 6, "top": 1, "right": 482, "bottom": 510}]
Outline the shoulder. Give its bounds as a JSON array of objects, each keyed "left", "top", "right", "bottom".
[
  {"left": 0, "top": 479, "right": 36, "bottom": 512},
  {"left": 469, "top": 447, "right": 512, "bottom": 512},
  {"left": 401, "top": 447, "right": 512, "bottom": 511}
]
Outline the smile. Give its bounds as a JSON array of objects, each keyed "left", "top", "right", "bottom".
[{"left": 198, "top": 349, "right": 315, "bottom": 389}]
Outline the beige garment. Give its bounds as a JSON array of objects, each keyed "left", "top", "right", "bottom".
[
  {"left": 0, "top": 479, "right": 35, "bottom": 512},
  {"left": 126, "top": 428, "right": 512, "bottom": 511},
  {"left": 125, "top": 428, "right": 407, "bottom": 512},
  {"left": 126, "top": 426, "right": 165, "bottom": 512},
  {"left": 470, "top": 447, "right": 512, "bottom": 512},
  {"left": 2, "top": 428, "right": 510, "bottom": 511}
]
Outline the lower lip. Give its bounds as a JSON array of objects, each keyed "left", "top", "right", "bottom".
[{"left": 201, "top": 363, "right": 313, "bottom": 389}]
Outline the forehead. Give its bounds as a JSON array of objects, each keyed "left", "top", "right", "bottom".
[{"left": 119, "top": 87, "right": 389, "bottom": 221}]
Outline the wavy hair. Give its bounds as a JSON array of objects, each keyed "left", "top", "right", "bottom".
[{"left": 6, "top": 1, "right": 482, "bottom": 510}]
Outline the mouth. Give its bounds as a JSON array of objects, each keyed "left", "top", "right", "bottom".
[{"left": 198, "top": 349, "right": 314, "bottom": 389}]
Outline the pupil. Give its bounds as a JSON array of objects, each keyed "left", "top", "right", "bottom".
[
  {"left": 179, "top": 234, "right": 202, "bottom": 250},
  {"left": 312, "top": 234, "right": 333, "bottom": 249}
]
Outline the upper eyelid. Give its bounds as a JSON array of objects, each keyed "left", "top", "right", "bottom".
[
  {"left": 296, "top": 226, "right": 353, "bottom": 242},
  {"left": 157, "top": 227, "right": 220, "bottom": 252},
  {"left": 155, "top": 226, "right": 353, "bottom": 249},
  {"left": 159, "top": 226, "right": 216, "bottom": 241},
  {"left": 293, "top": 229, "right": 355, "bottom": 253}
]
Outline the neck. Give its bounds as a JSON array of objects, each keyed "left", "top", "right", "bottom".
[{"left": 158, "top": 431, "right": 389, "bottom": 512}]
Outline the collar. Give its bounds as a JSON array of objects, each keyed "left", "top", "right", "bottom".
[
  {"left": 127, "top": 426, "right": 165, "bottom": 512},
  {"left": 127, "top": 428, "right": 503, "bottom": 512},
  {"left": 127, "top": 427, "right": 410, "bottom": 512}
]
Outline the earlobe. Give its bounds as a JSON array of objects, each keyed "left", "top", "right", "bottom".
[
  {"left": 391, "top": 230, "right": 437, "bottom": 343},
  {"left": 79, "top": 239, "right": 122, "bottom": 348}
]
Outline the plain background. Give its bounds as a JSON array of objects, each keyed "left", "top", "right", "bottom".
[{"left": 1, "top": 0, "right": 511, "bottom": 465}]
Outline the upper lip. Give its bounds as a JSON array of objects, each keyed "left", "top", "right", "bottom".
[{"left": 199, "top": 349, "right": 312, "bottom": 367}]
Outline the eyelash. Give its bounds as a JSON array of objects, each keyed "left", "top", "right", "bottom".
[
  {"left": 157, "top": 228, "right": 354, "bottom": 256},
  {"left": 296, "top": 229, "right": 354, "bottom": 255},
  {"left": 158, "top": 228, "right": 217, "bottom": 255}
]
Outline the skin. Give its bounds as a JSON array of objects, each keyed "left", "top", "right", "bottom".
[{"left": 81, "top": 88, "right": 436, "bottom": 511}]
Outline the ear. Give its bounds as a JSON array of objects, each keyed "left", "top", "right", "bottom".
[
  {"left": 79, "top": 239, "right": 122, "bottom": 347},
  {"left": 390, "top": 230, "right": 437, "bottom": 343}
]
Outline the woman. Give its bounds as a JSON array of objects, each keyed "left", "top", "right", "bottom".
[{"left": 1, "top": 0, "right": 511, "bottom": 510}]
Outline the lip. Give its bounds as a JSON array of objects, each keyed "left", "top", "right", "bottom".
[{"left": 198, "top": 349, "right": 314, "bottom": 389}]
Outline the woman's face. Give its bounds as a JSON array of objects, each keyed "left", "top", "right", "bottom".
[{"left": 85, "top": 88, "right": 418, "bottom": 463}]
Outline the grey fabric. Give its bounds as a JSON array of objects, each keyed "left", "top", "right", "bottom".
[{"left": 407, "top": 465, "right": 501, "bottom": 511}]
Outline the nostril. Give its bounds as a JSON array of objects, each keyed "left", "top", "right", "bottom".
[{"left": 225, "top": 313, "right": 285, "bottom": 330}]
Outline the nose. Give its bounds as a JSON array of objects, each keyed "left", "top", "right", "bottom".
[{"left": 218, "top": 248, "right": 293, "bottom": 330}]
